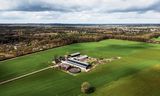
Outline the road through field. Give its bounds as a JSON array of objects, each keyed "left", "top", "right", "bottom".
[{"left": 0, "top": 66, "right": 53, "bottom": 85}]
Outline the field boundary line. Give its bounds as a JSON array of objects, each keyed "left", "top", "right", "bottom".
[{"left": 0, "top": 66, "right": 52, "bottom": 85}]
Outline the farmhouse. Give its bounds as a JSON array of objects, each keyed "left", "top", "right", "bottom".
[{"left": 59, "top": 64, "right": 70, "bottom": 70}]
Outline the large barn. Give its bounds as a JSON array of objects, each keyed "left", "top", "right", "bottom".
[
  {"left": 61, "top": 52, "right": 91, "bottom": 71},
  {"left": 64, "top": 58, "right": 90, "bottom": 70}
]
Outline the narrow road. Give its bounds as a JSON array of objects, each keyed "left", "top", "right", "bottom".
[{"left": 0, "top": 66, "right": 53, "bottom": 85}]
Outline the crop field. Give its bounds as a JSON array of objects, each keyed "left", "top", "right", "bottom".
[{"left": 0, "top": 39, "right": 160, "bottom": 96}]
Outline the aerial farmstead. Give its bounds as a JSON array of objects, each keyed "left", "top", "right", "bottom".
[{"left": 53, "top": 52, "right": 121, "bottom": 75}]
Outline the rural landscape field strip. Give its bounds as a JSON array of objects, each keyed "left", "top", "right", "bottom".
[
  {"left": 93, "top": 64, "right": 160, "bottom": 96},
  {"left": 0, "top": 39, "right": 160, "bottom": 96},
  {"left": 0, "top": 66, "right": 52, "bottom": 85}
]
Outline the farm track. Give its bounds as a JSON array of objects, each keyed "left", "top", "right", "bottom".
[{"left": 0, "top": 66, "right": 53, "bottom": 85}]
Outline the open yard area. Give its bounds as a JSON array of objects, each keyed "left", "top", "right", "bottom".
[{"left": 0, "top": 39, "right": 160, "bottom": 96}]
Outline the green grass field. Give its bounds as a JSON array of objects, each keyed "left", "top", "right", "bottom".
[
  {"left": 0, "top": 39, "right": 160, "bottom": 96},
  {"left": 153, "top": 36, "right": 160, "bottom": 41}
]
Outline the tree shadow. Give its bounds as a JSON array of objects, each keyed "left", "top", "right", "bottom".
[
  {"left": 107, "top": 43, "right": 154, "bottom": 50},
  {"left": 86, "top": 86, "right": 96, "bottom": 94},
  {"left": 97, "top": 43, "right": 155, "bottom": 52},
  {"left": 0, "top": 65, "right": 10, "bottom": 82}
]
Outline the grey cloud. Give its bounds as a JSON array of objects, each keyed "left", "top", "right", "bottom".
[
  {"left": 108, "top": 0, "right": 160, "bottom": 13},
  {"left": 4, "top": 1, "right": 91, "bottom": 12},
  {"left": 1, "top": 0, "right": 160, "bottom": 23},
  {"left": 15, "top": 0, "right": 160, "bottom": 14}
]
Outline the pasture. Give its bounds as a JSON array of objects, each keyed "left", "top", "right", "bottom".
[{"left": 0, "top": 39, "right": 160, "bottom": 96}]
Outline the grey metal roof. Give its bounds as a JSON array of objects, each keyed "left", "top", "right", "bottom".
[
  {"left": 67, "top": 61, "right": 87, "bottom": 69},
  {"left": 77, "top": 55, "right": 88, "bottom": 60},
  {"left": 67, "top": 58, "right": 90, "bottom": 69},
  {"left": 69, "top": 52, "right": 80, "bottom": 57}
]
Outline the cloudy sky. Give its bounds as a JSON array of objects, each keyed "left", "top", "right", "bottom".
[{"left": 0, "top": 0, "right": 160, "bottom": 23}]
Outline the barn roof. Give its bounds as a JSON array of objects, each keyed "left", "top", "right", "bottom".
[
  {"left": 69, "top": 52, "right": 80, "bottom": 57},
  {"left": 62, "top": 58, "right": 90, "bottom": 69}
]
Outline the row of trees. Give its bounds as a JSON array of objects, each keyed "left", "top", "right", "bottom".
[
  {"left": 0, "top": 25, "right": 160, "bottom": 60},
  {"left": 0, "top": 32, "right": 109, "bottom": 60}
]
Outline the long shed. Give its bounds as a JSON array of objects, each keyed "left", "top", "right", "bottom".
[{"left": 62, "top": 58, "right": 91, "bottom": 71}]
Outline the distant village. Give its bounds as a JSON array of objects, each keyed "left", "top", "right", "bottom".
[{"left": 53, "top": 52, "right": 121, "bottom": 75}]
